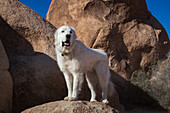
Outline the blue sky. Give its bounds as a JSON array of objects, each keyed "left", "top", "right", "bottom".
[{"left": 20, "top": 0, "right": 170, "bottom": 39}]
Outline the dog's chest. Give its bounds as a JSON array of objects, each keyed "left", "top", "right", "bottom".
[{"left": 59, "top": 56, "right": 82, "bottom": 72}]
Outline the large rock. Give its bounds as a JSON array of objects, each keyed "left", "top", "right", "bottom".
[
  {"left": 46, "top": 0, "right": 170, "bottom": 109},
  {"left": 0, "top": 0, "right": 56, "bottom": 58},
  {"left": 47, "top": 0, "right": 170, "bottom": 79},
  {"left": 22, "top": 101, "right": 119, "bottom": 113},
  {"left": 0, "top": 0, "right": 168, "bottom": 112},
  {"left": 0, "top": 0, "right": 119, "bottom": 112},
  {"left": 0, "top": 0, "right": 64, "bottom": 112}
]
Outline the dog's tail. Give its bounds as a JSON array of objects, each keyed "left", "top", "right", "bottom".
[
  {"left": 106, "top": 58, "right": 119, "bottom": 109},
  {"left": 108, "top": 80, "right": 120, "bottom": 109},
  {"left": 105, "top": 62, "right": 116, "bottom": 97},
  {"left": 108, "top": 80, "right": 116, "bottom": 96}
]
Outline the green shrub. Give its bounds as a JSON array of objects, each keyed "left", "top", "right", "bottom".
[{"left": 131, "top": 51, "right": 170, "bottom": 110}]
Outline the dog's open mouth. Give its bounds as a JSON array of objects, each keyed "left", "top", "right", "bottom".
[{"left": 62, "top": 40, "right": 70, "bottom": 47}]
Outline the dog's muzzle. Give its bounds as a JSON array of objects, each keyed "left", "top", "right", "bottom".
[{"left": 62, "top": 40, "right": 70, "bottom": 47}]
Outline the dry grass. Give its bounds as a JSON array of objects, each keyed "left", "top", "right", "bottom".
[{"left": 131, "top": 51, "right": 170, "bottom": 110}]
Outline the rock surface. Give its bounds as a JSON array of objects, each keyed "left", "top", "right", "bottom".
[
  {"left": 0, "top": 0, "right": 169, "bottom": 112},
  {"left": 0, "top": 0, "right": 64, "bottom": 112},
  {"left": 22, "top": 101, "right": 119, "bottom": 113},
  {"left": 47, "top": 0, "right": 170, "bottom": 79},
  {"left": 0, "top": 39, "right": 13, "bottom": 113},
  {"left": 46, "top": 0, "right": 170, "bottom": 109},
  {"left": 0, "top": 39, "right": 9, "bottom": 69},
  {"left": 0, "top": 0, "right": 119, "bottom": 112},
  {"left": 0, "top": 70, "right": 13, "bottom": 113},
  {"left": 0, "top": 0, "right": 56, "bottom": 58}
]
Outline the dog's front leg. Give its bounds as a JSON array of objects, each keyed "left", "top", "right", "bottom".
[
  {"left": 71, "top": 72, "right": 84, "bottom": 101},
  {"left": 63, "top": 72, "right": 73, "bottom": 101}
]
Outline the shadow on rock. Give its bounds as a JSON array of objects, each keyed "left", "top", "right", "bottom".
[{"left": 0, "top": 16, "right": 66, "bottom": 113}]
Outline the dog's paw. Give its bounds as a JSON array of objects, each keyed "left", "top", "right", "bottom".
[
  {"left": 90, "top": 98, "right": 97, "bottom": 102},
  {"left": 69, "top": 97, "right": 78, "bottom": 101},
  {"left": 102, "top": 99, "right": 109, "bottom": 104},
  {"left": 64, "top": 96, "right": 69, "bottom": 101}
]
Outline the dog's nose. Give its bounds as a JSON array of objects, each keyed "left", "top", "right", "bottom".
[{"left": 66, "top": 34, "right": 71, "bottom": 40}]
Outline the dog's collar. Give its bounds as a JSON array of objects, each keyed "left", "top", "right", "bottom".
[
  {"left": 59, "top": 41, "right": 76, "bottom": 57},
  {"left": 61, "top": 53, "right": 69, "bottom": 57}
]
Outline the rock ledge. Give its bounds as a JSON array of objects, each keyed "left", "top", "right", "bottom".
[{"left": 22, "top": 101, "right": 119, "bottom": 113}]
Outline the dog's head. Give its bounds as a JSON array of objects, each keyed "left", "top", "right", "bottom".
[{"left": 54, "top": 25, "right": 77, "bottom": 49}]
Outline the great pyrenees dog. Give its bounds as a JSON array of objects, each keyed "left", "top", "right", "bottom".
[{"left": 54, "top": 25, "right": 116, "bottom": 104}]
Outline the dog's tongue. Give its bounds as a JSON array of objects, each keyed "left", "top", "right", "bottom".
[{"left": 64, "top": 43, "right": 70, "bottom": 46}]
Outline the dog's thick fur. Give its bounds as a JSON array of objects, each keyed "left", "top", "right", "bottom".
[{"left": 54, "top": 25, "right": 115, "bottom": 104}]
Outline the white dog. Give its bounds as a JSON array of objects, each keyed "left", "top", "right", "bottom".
[{"left": 54, "top": 25, "right": 115, "bottom": 104}]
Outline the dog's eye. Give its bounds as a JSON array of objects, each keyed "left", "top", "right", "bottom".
[
  {"left": 61, "top": 30, "right": 64, "bottom": 33},
  {"left": 70, "top": 31, "right": 72, "bottom": 34}
]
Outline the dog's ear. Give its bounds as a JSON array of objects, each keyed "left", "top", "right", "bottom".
[
  {"left": 54, "top": 29, "right": 59, "bottom": 46},
  {"left": 70, "top": 26, "right": 75, "bottom": 31},
  {"left": 70, "top": 26, "right": 77, "bottom": 39}
]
